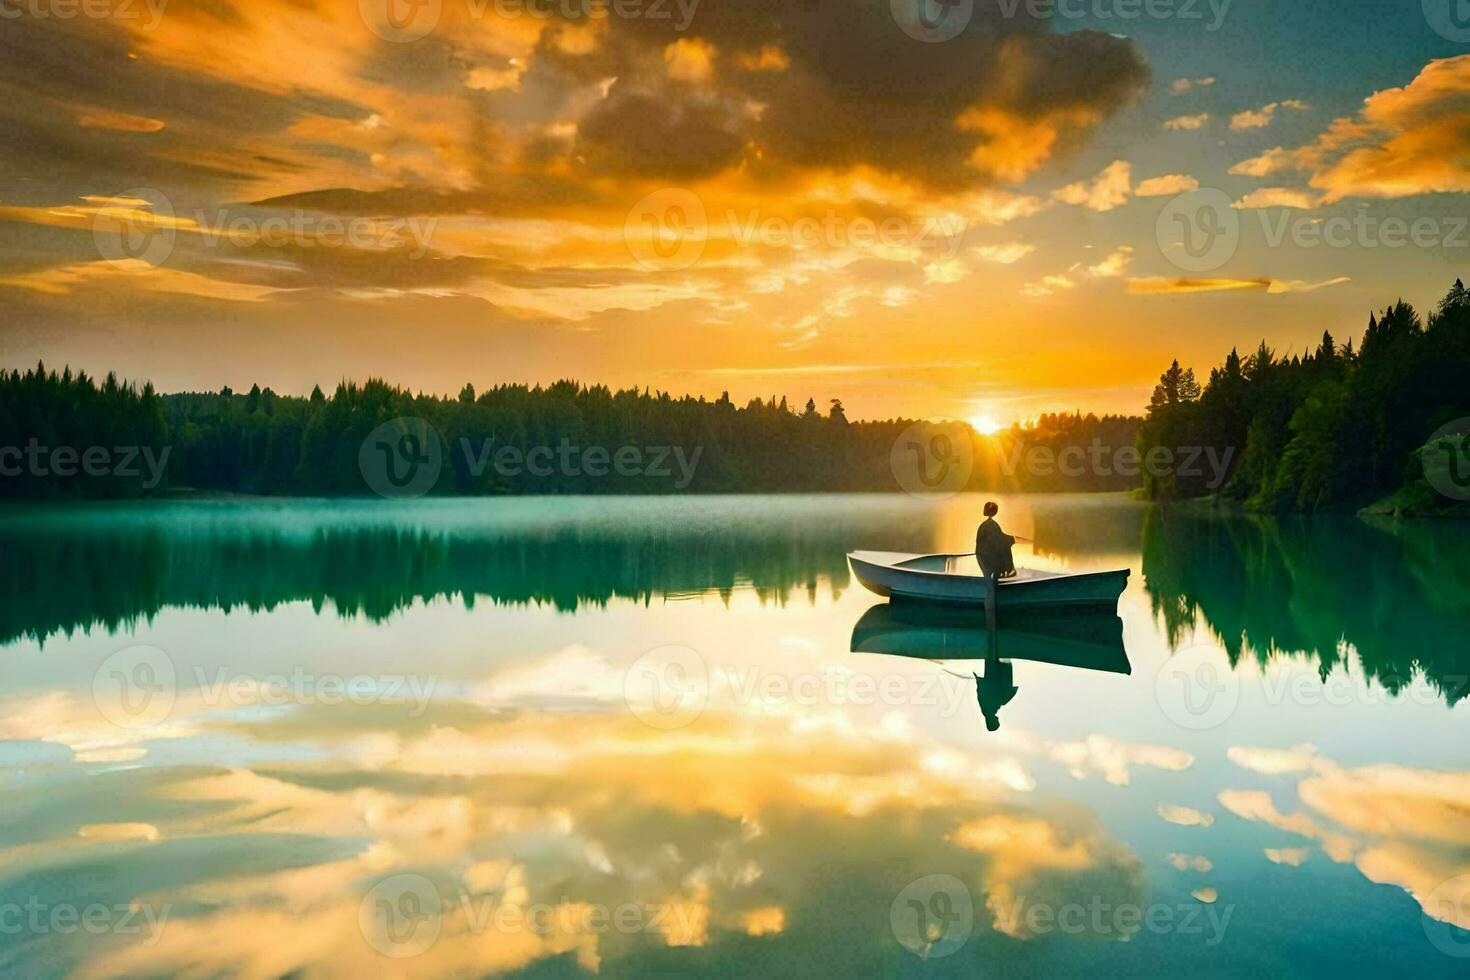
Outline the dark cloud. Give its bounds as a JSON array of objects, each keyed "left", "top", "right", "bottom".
[
  {"left": 575, "top": 84, "right": 748, "bottom": 180},
  {"left": 566, "top": 0, "right": 1151, "bottom": 186}
]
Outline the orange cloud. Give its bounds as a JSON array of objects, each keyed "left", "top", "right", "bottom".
[
  {"left": 1222, "top": 755, "right": 1470, "bottom": 930},
  {"left": 1229, "top": 146, "right": 1295, "bottom": 177},
  {"left": 959, "top": 106, "right": 1104, "bottom": 185},
  {"left": 665, "top": 38, "right": 717, "bottom": 83},
  {"left": 1167, "top": 853, "right": 1213, "bottom": 871},
  {"left": 1264, "top": 847, "right": 1311, "bottom": 866},
  {"left": 1164, "top": 114, "right": 1210, "bottom": 131},
  {"left": 1229, "top": 57, "right": 1470, "bottom": 202},
  {"left": 1232, "top": 188, "right": 1320, "bottom": 209},
  {"left": 1230, "top": 100, "right": 1310, "bottom": 131},
  {"left": 974, "top": 242, "right": 1035, "bottom": 264},
  {"left": 75, "top": 108, "right": 165, "bottom": 132},
  {"left": 1158, "top": 804, "right": 1214, "bottom": 827},
  {"left": 736, "top": 45, "right": 790, "bottom": 72},
  {"left": 1051, "top": 160, "right": 1131, "bottom": 212},
  {"left": 1127, "top": 277, "right": 1349, "bottom": 295},
  {"left": 1136, "top": 174, "right": 1199, "bottom": 196},
  {"left": 1171, "top": 77, "right": 1216, "bottom": 95}
]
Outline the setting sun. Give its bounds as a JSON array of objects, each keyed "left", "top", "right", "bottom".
[{"left": 969, "top": 415, "right": 1003, "bottom": 436}]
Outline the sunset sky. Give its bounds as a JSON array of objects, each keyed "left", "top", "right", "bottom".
[{"left": 2, "top": 0, "right": 1468, "bottom": 422}]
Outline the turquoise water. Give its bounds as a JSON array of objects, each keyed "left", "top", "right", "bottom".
[{"left": 0, "top": 495, "right": 1466, "bottom": 976}]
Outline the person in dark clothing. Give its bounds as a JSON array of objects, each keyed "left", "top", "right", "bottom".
[
  {"left": 973, "top": 660, "right": 1017, "bottom": 732},
  {"left": 974, "top": 501, "right": 1016, "bottom": 579}
]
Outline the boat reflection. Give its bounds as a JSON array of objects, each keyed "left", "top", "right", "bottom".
[
  {"left": 851, "top": 603, "right": 1131, "bottom": 672},
  {"left": 850, "top": 603, "right": 1131, "bottom": 730}
]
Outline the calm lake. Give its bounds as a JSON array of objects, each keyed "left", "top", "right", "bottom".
[{"left": 0, "top": 494, "right": 1466, "bottom": 976}]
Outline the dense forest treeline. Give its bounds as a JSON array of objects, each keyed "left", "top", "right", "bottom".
[
  {"left": 4, "top": 277, "right": 1466, "bottom": 507},
  {"left": 0, "top": 366, "right": 1139, "bottom": 497},
  {"left": 1138, "top": 277, "right": 1470, "bottom": 514}
]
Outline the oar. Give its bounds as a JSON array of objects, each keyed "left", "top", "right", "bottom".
[{"left": 984, "top": 571, "right": 997, "bottom": 644}]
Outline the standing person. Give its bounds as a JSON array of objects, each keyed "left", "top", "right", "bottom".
[{"left": 974, "top": 501, "right": 1016, "bottom": 579}]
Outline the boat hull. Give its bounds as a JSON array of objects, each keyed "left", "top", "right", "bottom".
[
  {"left": 847, "top": 551, "right": 1128, "bottom": 610},
  {"left": 850, "top": 603, "right": 1130, "bottom": 673}
]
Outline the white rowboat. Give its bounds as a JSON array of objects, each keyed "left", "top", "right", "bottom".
[{"left": 847, "top": 551, "right": 1128, "bottom": 609}]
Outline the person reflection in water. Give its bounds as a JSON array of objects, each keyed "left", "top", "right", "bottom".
[
  {"left": 975, "top": 500, "right": 1017, "bottom": 579},
  {"left": 973, "top": 660, "right": 1017, "bottom": 732}
]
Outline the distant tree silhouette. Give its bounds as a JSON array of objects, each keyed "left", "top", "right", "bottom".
[
  {"left": 0, "top": 370, "right": 1144, "bottom": 498},
  {"left": 1149, "top": 359, "right": 1201, "bottom": 410}
]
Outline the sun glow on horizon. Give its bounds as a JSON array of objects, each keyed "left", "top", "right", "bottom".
[{"left": 968, "top": 414, "right": 1003, "bottom": 436}]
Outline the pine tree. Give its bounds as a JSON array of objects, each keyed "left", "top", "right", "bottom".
[
  {"left": 1149, "top": 359, "right": 1201, "bottom": 410},
  {"left": 1439, "top": 277, "right": 1468, "bottom": 313}
]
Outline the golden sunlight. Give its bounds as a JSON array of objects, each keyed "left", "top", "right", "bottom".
[{"left": 969, "top": 414, "right": 1003, "bottom": 436}]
